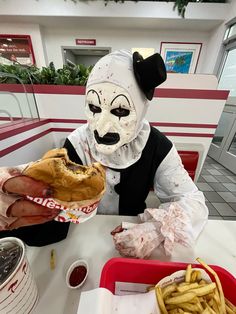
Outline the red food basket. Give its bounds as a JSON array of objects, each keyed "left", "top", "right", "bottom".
[{"left": 99, "top": 257, "right": 236, "bottom": 304}]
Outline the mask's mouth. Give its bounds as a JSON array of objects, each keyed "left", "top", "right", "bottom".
[{"left": 94, "top": 130, "right": 120, "bottom": 145}]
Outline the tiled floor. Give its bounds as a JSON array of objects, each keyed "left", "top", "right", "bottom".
[{"left": 197, "top": 156, "right": 236, "bottom": 220}]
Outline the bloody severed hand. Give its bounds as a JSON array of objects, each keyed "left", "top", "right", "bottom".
[
  {"left": 112, "top": 204, "right": 195, "bottom": 258},
  {"left": 1, "top": 176, "right": 60, "bottom": 230},
  {"left": 111, "top": 222, "right": 164, "bottom": 259}
]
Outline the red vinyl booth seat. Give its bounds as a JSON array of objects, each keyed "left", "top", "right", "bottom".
[{"left": 178, "top": 150, "right": 199, "bottom": 181}]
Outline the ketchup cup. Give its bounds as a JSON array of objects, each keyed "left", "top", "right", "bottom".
[{"left": 66, "top": 260, "right": 88, "bottom": 289}]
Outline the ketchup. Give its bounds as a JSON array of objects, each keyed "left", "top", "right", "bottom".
[{"left": 69, "top": 265, "right": 87, "bottom": 287}]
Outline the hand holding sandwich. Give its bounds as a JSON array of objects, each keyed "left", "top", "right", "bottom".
[
  {"left": 1, "top": 174, "right": 60, "bottom": 230},
  {"left": 0, "top": 148, "right": 105, "bottom": 230}
]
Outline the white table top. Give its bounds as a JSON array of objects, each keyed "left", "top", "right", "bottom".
[{"left": 26, "top": 216, "right": 236, "bottom": 314}]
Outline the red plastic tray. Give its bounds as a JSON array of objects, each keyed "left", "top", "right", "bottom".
[{"left": 100, "top": 258, "right": 236, "bottom": 304}]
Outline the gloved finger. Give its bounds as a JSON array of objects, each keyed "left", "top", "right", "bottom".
[
  {"left": 8, "top": 215, "right": 57, "bottom": 230},
  {"left": 3, "top": 175, "right": 53, "bottom": 197},
  {"left": 8, "top": 199, "right": 60, "bottom": 218},
  {"left": 110, "top": 224, "right": 124, "bottom": 236}
]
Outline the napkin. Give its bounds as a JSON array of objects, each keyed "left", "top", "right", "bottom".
[{"left": 77, "top": 269, "right": 211, "bottom": 314}]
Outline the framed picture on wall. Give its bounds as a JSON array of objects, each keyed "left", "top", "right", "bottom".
[
  {"left": 160, "top": 42, "right": 202, "bottom": 74},
  {"left": 0, "top": 35, "right": 36, "bottom": 66}
]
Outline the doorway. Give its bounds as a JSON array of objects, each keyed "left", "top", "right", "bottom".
[
  {"left": 208, "top": 105, "right": 236, "bottom": 174},
  {"left": 61, "top": 46, "right": 111, "bottom": 67}
]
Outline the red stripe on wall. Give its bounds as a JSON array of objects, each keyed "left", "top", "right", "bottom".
[
  {"left": 51, "top": 127, "right": 75, "bottom": 133},
  {"left": 50, "top": 119, "right": 217, "bottom": 129},
  {"left": 50, "top": 118, "right": 87, "bottom": 124},
  {"left": 164, "top": 132, "right": 214, "bottom": 138},
  {"left": 0, "top": 84, "right": 86, "bottom": 95},
  {"left": 0, "top": 84, "right": 229, "bottom": 99},
  {"left": 154, "top": 88, "right": 229, "bottom": 100},
  {"left": 0, "top": 129, "right": 51, "bottom": 157},
  {"left": 0, "top": 119, "right": 49, "bottom": 140},
  {"left": 0, "top": 118, "right": 39, "bottom": 129},
  {"left": 0, "top": 118, "right": 217, "bottom": 141},
  {"left": 0, "top": 128, "right": 214, "bottom": 157},
  {"left": 150, "top": 122, "right": 217, "bottom": 128},
  {"left": 0, "top": 117, "right": 22, "bottom": 121}
]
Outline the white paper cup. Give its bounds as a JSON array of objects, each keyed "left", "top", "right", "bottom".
[
  {"left": 0, "top": 237, "right": 38, "bottom": 314},
  {"left": 66, "top": 260, "right": 89, "bottom": 289}
]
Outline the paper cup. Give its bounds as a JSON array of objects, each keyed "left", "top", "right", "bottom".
[
  {"left": 0, "top": 237, "right": 38, "bottom": 314},
  {"left": 26, "top": 186, "right": 105, "bottom": 224}
]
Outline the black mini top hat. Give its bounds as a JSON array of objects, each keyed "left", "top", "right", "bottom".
[{"left": 133, "top": 51, "right": 167, "bottom": 101}]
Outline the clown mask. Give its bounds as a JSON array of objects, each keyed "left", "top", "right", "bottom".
[{"left": 85, "top": 82, "right": 137, "bottom": 155}]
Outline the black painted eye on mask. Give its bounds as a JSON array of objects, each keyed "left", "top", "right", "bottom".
[
  {"left": 89, "top": 104, "right": 101, "bottom": 113},
  {"left": 111, "top": 107, "right": 130, "bottom": 117}
]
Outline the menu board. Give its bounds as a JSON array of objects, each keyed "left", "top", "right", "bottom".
[{"left": 0, "top": 35, "right": 35, "bottom": 66}]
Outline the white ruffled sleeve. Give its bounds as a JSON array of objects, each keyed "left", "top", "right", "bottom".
[
  {"left": 113, "top": 145, "right": 208, "bottom": 258},
  {"left": 152, "top": 145, "right": 208, "bottom": 241}
]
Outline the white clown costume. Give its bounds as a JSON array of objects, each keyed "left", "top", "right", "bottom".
[
  {"left": 63, "top": 50, "right": 208, "bottom": 258},
  {"left": 0, "top": 50, "right": 208, "bottom": 256}
]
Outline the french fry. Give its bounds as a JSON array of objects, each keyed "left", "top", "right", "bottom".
[
  {"left": 225, "top": 304, "right": 235, "bottom": 314},
  {"left": 196, "top": 257, "right": 226, "bottom": 314},
  {"left": 177, "top": 283, "right": 199, "bottom": 293},
  {"left": 185, "top": 264, "right": 192, "bottom": 283},
  {"left": 199, "top": 279, "right": 207, "bottom": 285},
  {"left": 178, "top": 302, "right": 200, "bottom": 312},
  {"left": 206, "top": 303, "right": 217, "bottom": 314},
  {"left": 155, "top": 286, "right": 168, "bottom": 314},
  {"left": 190, "top": 270, "right": 198, "bottom": 283},
  {"left": 225, "top": 298, "right": 236, "bottom": 312},
  {"left": 212, "top": 298, "right": 220, "bottom": 313},
  {"left": 162, "top": 283, "right": 177, "bottom": 299},
  {"left": 196, "top": 300, "right": 204, "bottom": 312},
  {"left": 165, "top": 292, "right": 197, "bottom": 305},
  {"left": 179, "top": 282, "right": 190, "bottom": 287},
  {"left": 154, "top": 259, "right": 235, "bottom": 314},
  {"left": 213, "top": 289, "right": 221, "bottom": 307},
  {"left": 196, "top": 270, "right": 202, "bottom": 282},
  {"left": 188, "top": 282, "right": 216, "bottom": 297}
]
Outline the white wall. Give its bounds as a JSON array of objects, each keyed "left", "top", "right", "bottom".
[
  {"left": 0, "top": 92, "right": 39, "bottom": 119},
  {"left": 42, "top": 26, "right": 210, "bottom": 72},
  {"left": 0, "top": 1, "right": 232, "bottom": 74},
  {"left": 227, "top": 0, "right": 236, "bottom": 21},
  {"left": 0, "top": 133, "right": 54, "bottom": 166},
  {"left": 0, "top": 0, "right": 229, "bottom": 20},
  {"left": 0, "top": 23, "right": 46, "bottom": 67},
  {"left": 201, "top": 24, "right": 226, "bottom": 75},
  {"left": 202, "top": 1, "right": 236, "bottom": 75}
]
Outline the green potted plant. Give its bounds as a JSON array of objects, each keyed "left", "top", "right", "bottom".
[{"left": 0, "top": 62, "right": 93, "bottom": 86}]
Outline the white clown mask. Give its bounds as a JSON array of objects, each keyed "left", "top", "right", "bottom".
[
  {"left": 85, "top": 50, "right": 149, "bottom": 155},
  {"left": 85, "top": 82, "right": 137, "bottom": 155}
]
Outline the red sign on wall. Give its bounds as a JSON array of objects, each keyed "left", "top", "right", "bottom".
[
  {"left": 75, "top": 39, "right": 96, "bottom": 46},
  {"left": 0, "top": 35, "right": 36, "bottom": 66}
]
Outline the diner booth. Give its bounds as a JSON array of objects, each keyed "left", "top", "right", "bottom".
[{"left": 0, "top": 73, "right": 228, "bottom": 177}]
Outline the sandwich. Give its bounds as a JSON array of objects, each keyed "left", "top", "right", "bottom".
[{"left": 23, "top": 148, "right": 106, "bottom": 207}]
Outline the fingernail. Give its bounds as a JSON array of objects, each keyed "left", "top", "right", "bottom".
[{"left": 42, "top": 188, "right": 53, "bottom": 197}]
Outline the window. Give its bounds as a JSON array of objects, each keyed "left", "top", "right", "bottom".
[{"left": 218, "top": 19, "right": 236, "bottom": 101}]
